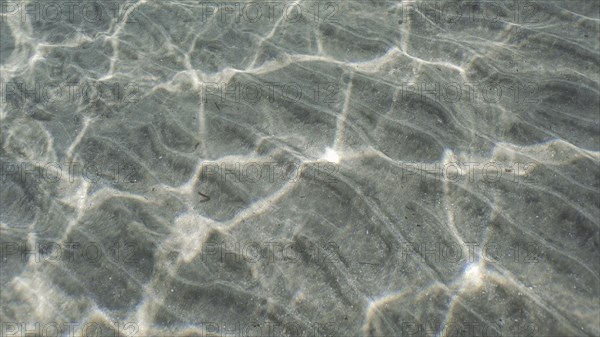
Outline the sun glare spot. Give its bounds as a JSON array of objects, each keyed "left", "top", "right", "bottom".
[{"left": 322, "top": 147, "right": 340, "bottom": 163}]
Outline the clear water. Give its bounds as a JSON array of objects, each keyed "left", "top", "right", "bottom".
[{"left": 0, "top": 1, "right": 599, "bottom": 336}]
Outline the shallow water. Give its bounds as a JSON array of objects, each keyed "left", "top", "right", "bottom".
[{"left": 0, "top": 1, "right": 599, "bottom": 336}]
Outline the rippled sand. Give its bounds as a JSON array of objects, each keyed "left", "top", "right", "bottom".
[{"left": 1, "top": 1, "right": 599, "bottom": 336}]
